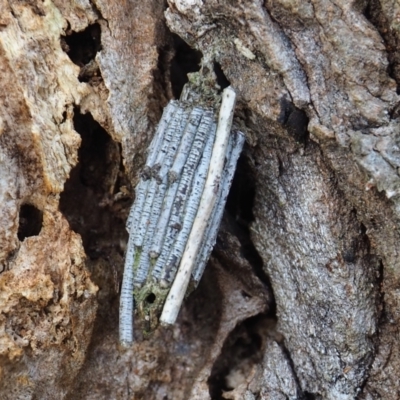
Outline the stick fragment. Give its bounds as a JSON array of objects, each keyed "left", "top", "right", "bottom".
[
  {"left": 133, "top": 180, "right": 158, "bottom": 248},
  {"left": 192, "top": 130, "right": 245, "bottom": 282},
  {"left": 142, "top": 101, "right": 178, "bottom": 178},
  {"left": 126, "top": 178, "right": 149, "bottom": 232},
  {"left": 119, "top": 239, "right": 137, "bottom": 346},
  {"left": 160, "top": 86, "right": 237, "bottom": 325},
  {"left": 153, "top": 107, "right": 184, "bottom": 175},
  {"left": 134, "top": 180, "right": 167, "bottom": 286},
  {"left": 155, "top": 107, "right": 191, "bottom": 182},
  {"left": 149, "top": 181, "right": 179, "bottom": 259},
  {"left": 161, "top": 123, "right": 216, "bottom": 285},
  {"left": 168, "top": 107, "right": 203, "bottom": 183}
]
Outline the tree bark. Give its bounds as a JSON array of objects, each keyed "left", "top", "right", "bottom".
[{"left": 0, "top": 0, "right": 399, "bottom": 399}]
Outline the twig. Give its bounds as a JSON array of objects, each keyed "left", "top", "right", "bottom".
[{"left": 192, "top": 130, "right": 245, "bottom": 282}]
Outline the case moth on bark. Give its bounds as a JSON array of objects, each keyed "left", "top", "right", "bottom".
[{"left": 120, "top": 85, "right": 244, "bottom": 346}]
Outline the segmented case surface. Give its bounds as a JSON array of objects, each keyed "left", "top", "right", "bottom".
[{"left": 120, "top": 87, "right": 244, "bottom": 345}]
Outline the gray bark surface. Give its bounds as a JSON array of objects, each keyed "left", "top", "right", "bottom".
[{"left": 0, "top": 0, "right": 399, "bottom": 399}]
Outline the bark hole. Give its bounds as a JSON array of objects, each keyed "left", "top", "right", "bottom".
[
  {"left": 61, "top": 23, "right": 102, "bottom": 83},
  {"left": 145, "top": 293, "right": 156, "bottom": 304},
  {"left": 170, "top": 34, "right": 202, "bottom": 98},
  {"left": 17, "top": 204, "right": 43, "bottom": 241},
  {"left": 304, "top": 392, "right": 317, "bottom": 399},
  {"left": 208, "top": 314, "right": 270, "bottom": 399},
  {"left": 155, "top": 44, "right": 172, "bottom": 100},
  {"left": 59, "top": 108, "right": 128, "bottom": 259},
  {"left": 226, "top": 152, "right": 275, "bottom": 312},
  {"left": 62, "top": 23, "right": 102, "bottom": 66},
  {"left": 213, "top": 61, "right": 230, "bottom": 91},
  {"left": 278, "top": 97, "right": 310, "bottom": 145}
]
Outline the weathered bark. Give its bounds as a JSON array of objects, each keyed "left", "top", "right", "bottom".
[{"left": 0, "top": 0, "right": 399, "bottom": 399}]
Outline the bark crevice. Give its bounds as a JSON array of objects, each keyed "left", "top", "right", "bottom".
[{"left": 59, "top": 108, "right": 128, "bottom": 259}]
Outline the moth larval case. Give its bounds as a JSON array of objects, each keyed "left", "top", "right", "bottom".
[
  {"left": 120, "top": 86, "right": 240, "bottom": 345},
  {"left": 120, "top": 102, "right": 183, "bottom": 345},
  {"left": 160, "top": 86, "right": 237, "bottom": 325},
  {"left": 135, "top": 104, "right": 186, "bottom": 248},
  {"left": 127, "top": 101, "right": 179, "bottom": 241},
  {"left": 120, "top": 103, "right": 186, "bottom": 344},
  {"left": 149, "top": 105, "right": 196, "bottom": 257}
]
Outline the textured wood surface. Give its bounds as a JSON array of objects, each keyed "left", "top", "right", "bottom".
[{"left": 1, "top": 0, "right": 400, "bottom": 398}]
